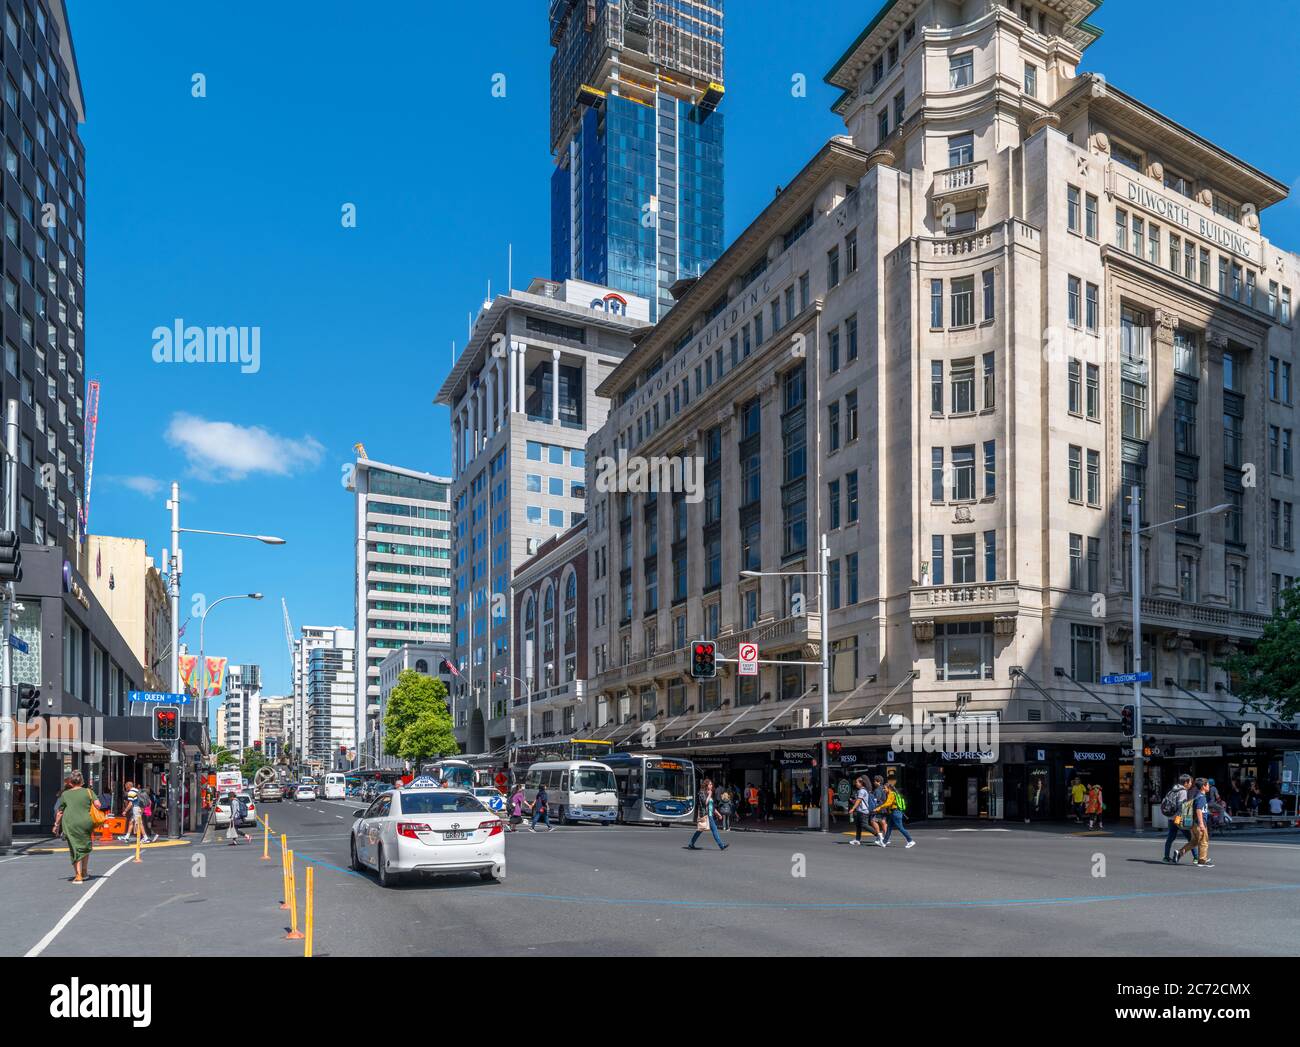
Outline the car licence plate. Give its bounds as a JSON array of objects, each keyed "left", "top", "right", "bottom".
[{"left": 442, "top": 830, "right": 467, "bottom": 841}]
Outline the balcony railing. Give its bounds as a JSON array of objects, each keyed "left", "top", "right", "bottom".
[
  {"left": 1138, "top": 597, "right": 1271, "bottom": 635},
  {"left": 911, "top": 582, "right": 1020, "bottom": 613}
]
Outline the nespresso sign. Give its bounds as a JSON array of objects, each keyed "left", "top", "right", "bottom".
[{"left": 1118, "top": 176, "right": 1255, "bottom": 262}]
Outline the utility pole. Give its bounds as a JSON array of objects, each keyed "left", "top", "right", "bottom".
[
  {"left": 166, "top": 483, "right": 182, "bottom": 839},
  {"left": 0, "top": 400, "right": 17, "bottom": 852}
]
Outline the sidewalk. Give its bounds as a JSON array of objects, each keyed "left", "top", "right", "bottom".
[{"left": 720, "top": 813, "right": 1300, "bottom": 838}]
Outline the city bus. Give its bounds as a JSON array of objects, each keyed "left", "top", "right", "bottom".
[
  {"left": 523, "top": 760, "right": 618, "bottom": 825},
  {"left": 322, "top": 772, "right": 347, "bottom": 800},
  {"left": 510, "top": 738, "right": 613, "bottom": 771},
  {"left": 416, "top": 758, "right": 477, "bottom": 790},
  {"left": 601, "top": 753, "right": 696, "bottom": 825}
]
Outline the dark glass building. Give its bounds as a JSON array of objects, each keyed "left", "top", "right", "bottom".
[
  {"left": 549, "top": 0, "right": 725, "bottom": 321},
  {"left": 2, "top": 0, "right": 86, "bottom": 555}
]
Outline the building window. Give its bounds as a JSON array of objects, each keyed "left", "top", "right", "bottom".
[
  {"left": 952, "top": 534, "right": 976, "bottom": 583},
  {"left": 930, "top": 280, "right": 943, "bottom": 329},
  {"left": 984, "top": 530, "right": 997, "bottom": 582},
  {"left": 953, "top": 445, "right": 976, "bottom": 501},
  {"left": 1068, "top": 359, "right": 1082, "bottom": 415},
  {"left": 1087, "top": 449, "right": 1100, "bottom": 506},
  {"left": 1085, "top": 194, "right": 1098, "bottom": 239},
  {"left": 983, "top": 352, "right": 995, "bottom": 409},
  {"left": 949, "top": 52, "right": 974, "bottom": 90},
  {"left": 947, "top": 132, "right": 974, "bottom": 168},
  {"left": 1085, "top": 283, "right": 1099, "bottom": 333},
  {"left": 931, "top": 361, "right": 944, "bottom": 414},
  {"left": 1069, "top": 533, "right": 1084, "bottom": 590},
  {"left": 951, "top": 276, "right": 975, "bottom": 327},
  {"left": 983, "top": 440, "right": 996, "bottom": 497},
  {"left": 937, "top": 621, "right": 993, "bottom": 681},
  {"left": 1086, "top": 363, "right": 1100, "bottom": 419},
  {"left": 951, "top": 358, "right": 975, "bottom": 413},
  {"left": 1068, "top": 445, "right": 1083, "bottom": 502},
  {"left": 1070, "top": 624, "right": 1101, "bottom": 683},
  {"left": 931, "top": 535, "right": 945, "bottom": 586},
  {"left": 1067, "top": 275, "right": 1081, "bottom": 327},
  {"left": 1024, "top": 62, "right": 1037, "bottom": 97},
  {"left": 1067, "top": 185, "right": 1081, "bottom": 232}
]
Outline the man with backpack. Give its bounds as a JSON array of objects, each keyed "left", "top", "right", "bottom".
[
  {"left": 868, "top": 776, "right": 890, "bottom": 846},
  {"left": 225, "top": 792, "right": 252, "bottom": 845},
  {"left": 1161, "top": 774, "right": 1193, "bottom": 863},
  {"left": 879, "top": 782, "right": 916, "bottom": 849},
  {"left": 1175, "top": 777, "right": 1215, "bottom": 867}
]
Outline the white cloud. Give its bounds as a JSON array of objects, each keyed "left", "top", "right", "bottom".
[
  {"left": 108, "top": 475, "right": 164, "bottom": 497},
  {"left": 166, "top": 413, "right": 325, "bottom": 481}
]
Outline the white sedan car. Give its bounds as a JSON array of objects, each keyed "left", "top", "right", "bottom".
[
  {"left": 212, "top": 793, "right": 257, "bottom": 828},
  {"left": 293, "top": 784, "right": 317, "bottom": 802},
  {"left": 350, "top": 788, "right": 505, "bottom": 888}
]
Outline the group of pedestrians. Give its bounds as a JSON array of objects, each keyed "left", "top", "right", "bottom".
[
  {"left": 1161, "top": 774, "right": 1216, "bottom": 867},
  {"left": 1068, "top": 778, "right": 1107, "bottom": 830},
  {"left": 846, "top": 775, "right": 915, "bottom": 849},
  {"left": 508, "top": 782, "right": 553, "bottom": 832}
]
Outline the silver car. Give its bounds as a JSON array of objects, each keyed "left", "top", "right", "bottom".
[{"left": 350, "top": 788, "right": 505, "bottom": 888}]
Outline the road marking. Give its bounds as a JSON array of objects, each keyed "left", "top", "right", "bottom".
[{"left": 26, "top": 854, "right": 136, "bottom": 957}]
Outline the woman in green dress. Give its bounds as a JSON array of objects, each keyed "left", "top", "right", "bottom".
[{"left": 53, "top": 770, "right": 100, "bottom": 883}]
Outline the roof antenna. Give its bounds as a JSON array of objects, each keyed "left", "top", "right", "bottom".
[{"left": 508, "top": 243, "right": 513, "bottom": 293}]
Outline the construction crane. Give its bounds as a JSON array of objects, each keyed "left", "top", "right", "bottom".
[
  {"left": 79, "top": 379, "right": 101, "bottom": 536},
  {"left": 282, "top": 598, "right": 299, "bottom": 772},
  {"left": 353, "top": 442, "right": 368, "bottom": 459}
]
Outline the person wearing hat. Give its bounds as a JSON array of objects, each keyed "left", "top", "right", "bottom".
[{"left": 120, "top": 782, "right": 153, "bottom": 844}]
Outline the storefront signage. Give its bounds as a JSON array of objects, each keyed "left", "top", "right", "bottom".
[
  {"left": 62, "top": 561, "right": 91, "bottom": 610},
  {"left": 1071, "top": 750, "right": 1107, "bottom": 762},
  {"left": 1117, "top": 175, "right": 1256, "bottom": 262},
  {"left": 940, "top": 751, "right": 996, "bottom": 762},
  {"left": 777, "top": 749, "right": 816, "bottom": 767},
  {"left": 1174, "top": 745, "right": 1223, "bottom": 758}
]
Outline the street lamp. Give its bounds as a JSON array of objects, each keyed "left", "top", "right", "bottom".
[
  {"left": 740, "top": 532, "right": 832, "bottom": 833},
  {"left": 165, "top": 482, "right": 284, "bottom": 839},
  {"left": 1128, "top": 493, "right": 1231, "bottom": 833},
  {"left": 496, "top": 669, "right": 535, "bottom": 746}
]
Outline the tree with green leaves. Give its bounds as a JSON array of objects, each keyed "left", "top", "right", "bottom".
[
  {"left": 384, "top": 670, "right": 458, "bottom": 764},
  {"left": 1221, "top": 583, "right": 1300, "bottom": 721}
]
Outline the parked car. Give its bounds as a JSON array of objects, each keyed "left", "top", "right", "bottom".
[
  {"left": 257, "top": 782, "right": 284, "bottom": 803},
  {"left": 293, "top": 784, "right": 317, "bottom": 802},
  {"left": 212, "top": 793, "right": 257, "bottom": 828},
  {"left": 350, "top": 787, "right": 504, "bottom": 887}
]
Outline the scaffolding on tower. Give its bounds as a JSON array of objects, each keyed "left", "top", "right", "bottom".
[{"left": 79, "top": 379, "right": 101, "bottom": 538}]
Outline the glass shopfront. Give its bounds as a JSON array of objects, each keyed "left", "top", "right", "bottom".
[
  {"left": 926, "top": 754, "right": 1002, "bottom": 818},
  {"left": 12, "top": 751, "right": 40, "bottom": 825}
]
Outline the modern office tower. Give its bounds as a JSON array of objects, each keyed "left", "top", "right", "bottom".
[
  {"left": 549, "top": 0, "right": 725, "bottom": 321},
  {"left": 435, "top": 277, "right": 649, "bottom": 754},
  {"left": 292, "top": 625, "right": 345, "bottom": 769},
  {"left": 352, "top": 456, "right": 453, "bottom": 754},
  {"left": 581, "top": 0, "right": 1299, "bottom": 821},
  {"left": 306, "top": 629, "right": 356, "bottom": 772}
]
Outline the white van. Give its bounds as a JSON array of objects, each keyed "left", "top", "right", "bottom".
[
  {"left": 322, "top": 772, "right": 346, "bottom": 800},
  {"left": 524, "top": 761, "right": 618, "bottom": 825}
]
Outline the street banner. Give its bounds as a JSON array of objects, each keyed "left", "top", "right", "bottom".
[
  {"left": 178, "top": 654, "right": 199, "bottom": 697},
  {"left": 204, "top": 656, "right": 228, "bottom": 697}
]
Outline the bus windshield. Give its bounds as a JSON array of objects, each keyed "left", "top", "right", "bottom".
[
  {"left": 572, "top": 768, "right": 616, "bottom": 794},
  {"left": 645, "top": 763, "right": 692, "bottom": 801},
  {"left": 439, "top": 766, "right": 475, "bottom": 789}
]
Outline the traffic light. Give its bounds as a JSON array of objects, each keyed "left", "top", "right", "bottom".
[
  {"left": 0, "top": 530, "right": 20, "bottom": 585},
  {"left": 827, "top": 740, "right": 843, "bottom": 757},
  {"left": 16, "top": 683, "right": 39, "bottom": 719},
  {"left": 1121, "top": 704, "right": 1135, "bottom": 738},
  {"left": 691, "top": 641, "right": 717, "bottom": 680},
  {"left": 153, "top": 705, "right": 180, "bottom": 742}
]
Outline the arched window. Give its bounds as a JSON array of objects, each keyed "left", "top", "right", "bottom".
[
  {"left": 415, "top": 659, "right": 428, "bottom": 674},
  {"left": 542, "top": 582, "right": 556, "bottom": 689},
  {"left": 523, "top": 594, "right": 537, "bottom": 693},
  {"left": 563, "top": 569, "right": 578, "bottom": 682}
]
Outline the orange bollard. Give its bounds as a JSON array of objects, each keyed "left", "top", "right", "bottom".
[
  {"left": 304, "top": 865, "right": 314, "bottom": 958},
  {"left": 132, "top": 829, "right": 142, "bottom": 864},
  {"left": 285, "top": 852, "right": 304, "bottom": 940},
  {"left": 261, "top": 820, "right": 271, "bottom": 861},
  {"left": 280, "top": 848, "right": 291, "bottom": 910}
]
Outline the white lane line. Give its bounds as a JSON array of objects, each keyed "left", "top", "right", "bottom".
[{"left": 26, "top": 854, "right": 136, "bottom": 957}]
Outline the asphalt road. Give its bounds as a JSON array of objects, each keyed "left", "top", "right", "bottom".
[{"left": 4, "top": 799, "right": 1299, "bottom": 956}]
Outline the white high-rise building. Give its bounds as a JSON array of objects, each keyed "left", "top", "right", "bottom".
[
  {"left": 219, "top": 664, "right": 262, "bottom": 754},
  {"left": 435, "top": 278, "right": 650, "bottom": 753},
  {"left": 305, "top": 628, "right": 356, "bottom": 772},
  {"left": 351, "top": 457, "right": 453, "bottom": 757},
  {"left": 292, "top": 625, "right": 344, "bottom": 769}
]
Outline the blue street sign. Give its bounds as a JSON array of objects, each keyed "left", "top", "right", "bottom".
[
  {"left": 8, "top": 633, "right": 28, "bottom": 653},
  {"left": 129, "top": 690, "right": 193, "bottom": 706},
  {"left": 1100, "top": 672, "right": 1152, "bottom": 685}
]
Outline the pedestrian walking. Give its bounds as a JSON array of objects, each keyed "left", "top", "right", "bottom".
[
  {"left": 529, "top": 783, "right": 553, "bottom": 832},
  {"left": 1085, "top": 783, "right": 1104, "bottom": 830},
  {"left": 868, "top": 776, "right": 889, "bottom": 846},
  {"left": 1161, "top": 773, "right": 1193, "bottom": 863},
  {"left": 848, "top": 777, "right": 871, "bottom": 846},
  {"left": 509, "top": 784, "right": 527, "bottom": 831},
  {"left": 880, "top": 782, "right": 915, "bottom": 848},
  {"left": 1069, "top": 778, "right": 1086, "bottom": 823},
  {"left": 53, "top": 771, "right": 102, "bottom": 884},
  {"left": 717, "top": 786, "right": 735, "bottom": 831},
  {"left": 687, "top": 778, "right": 727, "bottom": 851},
  {"left": 744, "top": 783, "right": 759, "bottom": 823},
  {"left": 225, "top": 792, "right": 252, "bottom": 845},
  {"left": 120, "top": 783, "right": 152, "bottom": 844},
  {"left": 1177, "top": 777, "right": 1214, "bottom": 867}
]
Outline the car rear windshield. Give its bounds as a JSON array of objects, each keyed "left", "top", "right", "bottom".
[{"left": 398, "top": 793, "right": 489, "bottom": 815}]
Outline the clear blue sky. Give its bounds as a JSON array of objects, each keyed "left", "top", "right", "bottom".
[{"left": 67, "top": 0, "right": 1300, "bottom": 702}]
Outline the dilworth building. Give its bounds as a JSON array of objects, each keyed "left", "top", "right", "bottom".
[{"left": 575, "top": 0, "right": 1300, "bottom": 823}]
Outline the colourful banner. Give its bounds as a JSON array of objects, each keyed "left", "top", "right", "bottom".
[
  {"left": 178, "top": 655, "right": 199, "bottom": 698},
  {"left": 204, "top": 657, "right": 228, "bottom": 698}
]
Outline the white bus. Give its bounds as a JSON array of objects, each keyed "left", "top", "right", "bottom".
[
  {"left": 524, "top": 761, "right": 618, "bottom": 825},
  {"left": 322, "top": 772, "right": 346, "bottom": 800},
  {"left": 417, "top": 758, "right": 477, "bottom": 791}
]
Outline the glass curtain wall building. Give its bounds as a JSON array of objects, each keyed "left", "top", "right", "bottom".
[{"left": 549, "top": 0, "right": 725, "bottom": 321}]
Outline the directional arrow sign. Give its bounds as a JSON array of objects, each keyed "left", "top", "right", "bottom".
[
  {"left": 8, "top": 633, "right": 27, "bottom": 653},
  {"left": 1100, "top": 672, "right": 1152, "bottom": 685},
  {"left": 129, "top": 690, "right": 193, "bottom": 706}
]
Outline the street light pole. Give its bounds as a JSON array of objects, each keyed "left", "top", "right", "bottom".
[
  {"left": 1130, "top": 485, "right": 1146, "bottom": 834},
  {"left": 167, "top": 483, "right": 182, "bottom": 840},
  {"left": 0, "top": 400, "right": 17, "bottom": 854},
  {"left": 819, "top": 532, "right": 830, "bottom": 836}
]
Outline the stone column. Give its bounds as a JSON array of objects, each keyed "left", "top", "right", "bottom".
[
  {"left": 756, "top": 374, "right": 782, "bottom": 622},
  {"left": 551, "top": 349, "right": 562, "bottom": 425},
  {"left": 485, "top": 367, "right": 496, "bottom": 438},
  {"left": 1201, "top": 333, "right": 1229, "bottom": 605},
  {"left": 1149, "top": 308, "right": 1179, "bottom": 598},
  {"left": 496, "top": 355, "right": 506, "bottom": 425}
]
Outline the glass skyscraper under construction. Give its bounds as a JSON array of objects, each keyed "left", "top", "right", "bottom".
[{"left": 549, "top": 0, "right": 725, "bottom": 321}]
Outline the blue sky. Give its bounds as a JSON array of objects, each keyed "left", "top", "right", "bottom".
[{"left": 67, "top": 0, "right": 1300, "bottom": 705}]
